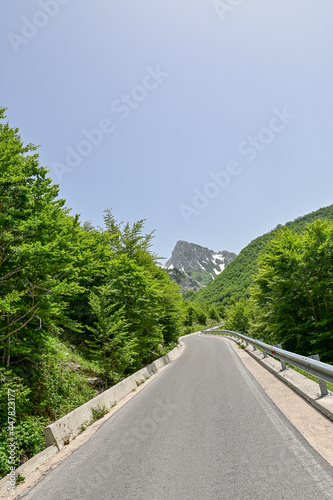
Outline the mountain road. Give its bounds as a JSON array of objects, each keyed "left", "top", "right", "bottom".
[{"left": 20, "top": 334, "right": 333, "bottom": 500}]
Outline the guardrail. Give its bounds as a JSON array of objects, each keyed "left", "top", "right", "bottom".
[
  {"left": 203, "top": 329, "right": 333, "bottom": 397},
  {"left": 200, "top": 323, "right": 224, "bottom": 333}
]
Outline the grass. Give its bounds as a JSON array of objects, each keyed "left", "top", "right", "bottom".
[
  {"left": 91, "top": 405, "right": 109, "bottom": 422},
  {"left": 0, "top": 337, "right": 113, "bottom": 479},
  {"left": 187, "top": 270, "right": 213, "bottom": 287},
  {"left": 79, "top": 420, "right": 90, "bottom": 433},
  {"left": 48, "top": 337, "right": 106, "bottom": 379},
  {"left": 16, "top": 474, "right": 25, "bottom": 485}
]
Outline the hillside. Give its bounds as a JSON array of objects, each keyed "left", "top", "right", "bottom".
[{"left": 194, "top": 204, "right": 333, "bottom": 305}]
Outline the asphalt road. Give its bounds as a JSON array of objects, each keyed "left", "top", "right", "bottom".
[{"left": 21, "top": 334, "right": 333, "bottom": 500}]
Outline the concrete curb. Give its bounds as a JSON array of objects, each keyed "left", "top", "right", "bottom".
[
  {"left": 0, "top": 446, "right": 58, "bottom": 497},
  {"left": 205, "top": 333, "right": 333, "bottom": 422},
  {"left": 0, "top": 337, "right": 186, "bottom": 496}
]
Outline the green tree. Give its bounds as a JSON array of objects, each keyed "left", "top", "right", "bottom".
[
  {"left": 87, "top": 285, "right": 137, "bottom": 385},
  {"left": 184, "top": 303, "right": 196, "bottom": 327},
  {"left": 0, "top": 109, "right": 189, "bottom": 479},
  {"left": 194, "top": 305, "right": 208, "bottom": 325},
  {"left": 251, "top": 220, "right": 333, "bottom": 360},
  {"left": 224, "top": 298, "right": 251, "bottom": 333},
  {"left": 104, "top": 256, "right": 164, "bottom": 365},
  {"left": 0, "top": 108, "right": 81, "bottom": 366},
  {"left": 150, "top": 266, "right": 185, "bottom": 345},
  {"left": 208, "top": 305, "right": 220, "bottom": 322}
]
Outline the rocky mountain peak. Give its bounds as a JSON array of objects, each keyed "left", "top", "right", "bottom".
[
  {"left": 165, "top": 240, "right": 236, "bottom": 292},
  {"left": 165, "top": 240, "right": 236, "bottom": 277}
]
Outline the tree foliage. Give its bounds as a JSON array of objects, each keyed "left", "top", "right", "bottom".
[
  {"left": 224, "top": 298, "right": 251, "bottom": 334},
  {"left": 0, "top": 107, "right": 82, "bottom": 366},
  {"left": 251, "top": 220, "right": 333, "bottom": 360}
]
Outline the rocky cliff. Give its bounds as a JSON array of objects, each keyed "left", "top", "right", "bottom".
[{"left": 165, "top": 241, "right": 237, "bottom": 292}]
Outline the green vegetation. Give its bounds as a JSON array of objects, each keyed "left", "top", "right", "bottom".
[
  {"left": 187, "top": 270, "right": 213, "bottom": 287},
  {"left": 91, "top": 405, "right": 109, "bottom": 422},
  {"left": 224, "top": 298, "right": 251, "bottom": 334},
  {"left": 194, "top": 204, "right": 333, "bottom": 305},
  {"left": 250, "top": 220, "right": 333, "bottom": 361},
  {"left": 0, "top": 108, "right": 221, "bottom": 479},
  {"left": 217, "top": 220, "right": 333, "bottom": 363},
  {"left": 7, "top": 105, "right": 332, "bottom": 478},
  {"left": 182, "top": 301, "right": 221, "bottom": 334}
]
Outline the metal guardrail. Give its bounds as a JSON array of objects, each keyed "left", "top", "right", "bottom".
[
  {"left": 203, "top": 329, "right": 333, "bottom": 397},
  {"left": 200, "top": 323, "right": 224, "bottom": 333}
]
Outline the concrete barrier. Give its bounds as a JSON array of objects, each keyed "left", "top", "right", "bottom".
[
  {"left": 0, "top": 445, "right": 58, "bottom": 497},
  {"left": 44, "top": 340, "right": 184, "bottom": 449}
]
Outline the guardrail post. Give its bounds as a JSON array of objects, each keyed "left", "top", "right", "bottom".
[
  {"left": 249, "top": 336, "right": 256, "bottom": 351},
  {"left": 276, "top": 344, "right": 287, "bottom": 370},
  {"left": 259, "top": 339, "right": 267, "bottom": 358},
  {"left": 310, "top": 354, "right": 329, "bottom": 397}
]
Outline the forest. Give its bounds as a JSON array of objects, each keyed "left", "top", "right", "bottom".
[{"left": 0, "top": 108, "right": 218, "bottom": 479}]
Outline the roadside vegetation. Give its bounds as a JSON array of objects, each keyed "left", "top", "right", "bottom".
[
  {"left": 0, "top": 108, "right": 221, "bottom": 479},
  {"left": 211, "top": 220, "right": 333, "bottom": 363}
]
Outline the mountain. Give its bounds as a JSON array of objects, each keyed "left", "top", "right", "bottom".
[
  {"left": 194, "top": 203, "right": 333, "bottom": 305},
  {"left": 166, "top": 268, "right": 203, "bottom": 293},
  {"left": 165, "top": 240, "right": 236, "bottom": 291}
]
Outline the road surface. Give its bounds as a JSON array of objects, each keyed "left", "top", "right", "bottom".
[{"left": 21, "top": 334, "right": 333, "bottom": 500}]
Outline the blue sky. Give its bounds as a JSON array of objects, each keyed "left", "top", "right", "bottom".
[{"left": 1, "top": 1, "right": 333, "bottom": 261}]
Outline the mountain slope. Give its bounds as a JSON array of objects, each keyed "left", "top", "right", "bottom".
[
  {"left": 194, "top": 203, "right": 333, "bottom": 305},
  {"left": 166, "top": 268, "right": 203, "bottom": 293}
]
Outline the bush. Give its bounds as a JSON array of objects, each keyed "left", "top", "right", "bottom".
[
  {"left": 0, "top": 415, "right": 47, "bottom": 478},
  {"left": 30, "top": 353, "right": 96, "bottom": 421}
]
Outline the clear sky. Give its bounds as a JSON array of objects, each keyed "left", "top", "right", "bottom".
[{"left": 1, "top": 1, "right": 333, "bottom": 261}]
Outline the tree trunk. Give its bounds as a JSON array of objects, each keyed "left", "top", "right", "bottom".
[{"left": 6, "top": 336, "right": 10, "bottom": 367}]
